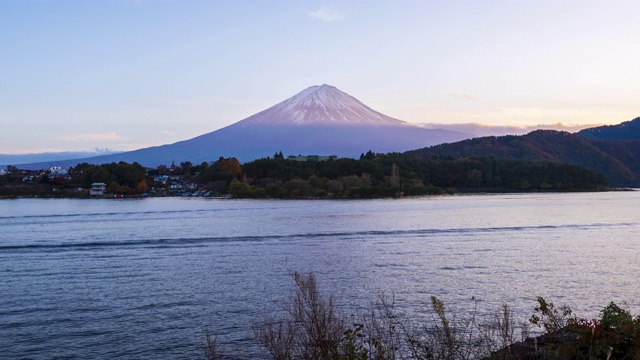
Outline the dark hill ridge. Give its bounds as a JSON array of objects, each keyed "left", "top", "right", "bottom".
[
  {"left": 9, "top": 85, "right": 471, "bottom": 169},
  {"left": 577, "top": 117, "right": 640, "bottom": 140},
  {"left": 405, "top": 130, "right": 640, "bottom": 186}
]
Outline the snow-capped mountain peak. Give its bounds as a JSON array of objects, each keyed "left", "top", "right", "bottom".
[{"left": 238, "top": 84, "right": 409, "bottom": 126}]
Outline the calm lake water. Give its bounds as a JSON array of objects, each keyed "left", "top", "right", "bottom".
[{"left": 1, "top": 193, "right": 639, "bottom": 359}]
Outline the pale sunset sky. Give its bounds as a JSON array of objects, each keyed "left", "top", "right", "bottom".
[{"left": 1, "top": 0, "right": 639, "bottom": 154}]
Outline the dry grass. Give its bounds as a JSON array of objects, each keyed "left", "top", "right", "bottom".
[{"left": 207, "top": 273, "right": 606, "bottom": 360}]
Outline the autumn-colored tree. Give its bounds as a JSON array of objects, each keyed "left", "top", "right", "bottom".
[
  {"left": 214, "top": 157, "right": 241, "bottom": 177},
  {"left": 136, "top": 180, "right": 150, "bottom": 194}
]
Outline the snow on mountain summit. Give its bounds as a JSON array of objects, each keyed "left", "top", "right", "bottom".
[{"left": 238, "top": 84, "right": 409, "bottom": 126}]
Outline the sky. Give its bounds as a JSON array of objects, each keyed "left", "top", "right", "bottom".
[{"left": 1, "top": 0, "right": 639, "bottom": 154}]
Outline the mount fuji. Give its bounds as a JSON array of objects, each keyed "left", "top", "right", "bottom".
[
  {"left": 237, "top": 84, "right": 410, "bottom": 127},
  {"left": 16, "top": 85, "right": 472, "bottom": 168}
]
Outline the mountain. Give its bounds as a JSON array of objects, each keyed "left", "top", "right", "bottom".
[
  {"left": 11, "top": 85, "right": 471, "bottom": 169},
  {"left": 236, "top": 84, "right": 408, "bottom": 127},
  {"left": 576, "top": 117, "right": 640, "bottom": 140},
  {"left": 0, "top": 150, "right": 122, "bottom": 166},
  {"left": 405, "top": 130, "right": 640, "bottom": 186}
]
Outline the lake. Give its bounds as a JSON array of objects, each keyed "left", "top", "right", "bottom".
[{"left": 1, "top": 193, "right": 639, "bottom": 359}]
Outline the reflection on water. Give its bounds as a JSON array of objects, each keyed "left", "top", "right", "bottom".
[{"left": 1, "top": 193, "right": 639, "bottom": 358}]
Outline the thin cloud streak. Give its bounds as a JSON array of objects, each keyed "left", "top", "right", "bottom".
[
  {"left": 58, "top": 132, "right": 129, "bottom": 142},
  {"left": 417, "top": 122, "right": 602, "bottom": 137},
  {"left": 309, "top": 7, "right": 346, "bottom": 22},
  {"left": 448, "top": 93, "right": 474, "bottom": 101}
]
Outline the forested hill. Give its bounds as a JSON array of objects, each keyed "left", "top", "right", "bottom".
[
  {"left": 234, "top": 154, "right": 607, "bottom": 198},
  {"left": 577, "top": 117, "right": 640, "bottom": 140},
  {"left": 404, "top": 130, "right": 640, "bottom": 186}
]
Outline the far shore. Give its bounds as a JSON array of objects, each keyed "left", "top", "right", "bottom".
[{"left": 1, "top": 187, "right": 633, "bottom": 201}]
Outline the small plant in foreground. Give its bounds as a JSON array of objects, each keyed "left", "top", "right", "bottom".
[
  {"left": 527, "top": 297, "right": 640, "bottom": 359},
  {"left": 529, "top": 296, "right": 575, "bottom": 334}
]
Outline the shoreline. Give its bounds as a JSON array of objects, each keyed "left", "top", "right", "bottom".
[{"left": 0, "top": 187, "right": 627, "bottom": 201}]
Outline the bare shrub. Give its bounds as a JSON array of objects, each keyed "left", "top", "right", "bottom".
[
  {"left": 478, "top": 304, "right": 518, "bottom": 359},
  {"left": 528, "top": 296, "right": 574, "bottom": 334},
  {"left": 208, "top": 272, "right": 566, "bottom": 360},
  {"left": 361, "top": 296, "right": 403, "bottom": 358},
  {"left": 400, "top": 296, "right": 485, "bottom": 360},
  {"left": 342, "top": 296, "right": 402, "bottom": 359},
  {"left": 252, "top": 272, "right": 403, "bottom": 360},
  {"left": 253, "top": 272, "right": 345, "bottom": 359},
  {"left": 204, "top": 330, "right": 223, "bottom": 360}
]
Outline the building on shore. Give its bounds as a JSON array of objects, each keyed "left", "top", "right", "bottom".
[{"left": 90, "top": 182, "right": 106, "bottom": 196}]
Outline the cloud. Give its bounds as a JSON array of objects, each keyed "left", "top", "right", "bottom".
[
  {"left": 93, "top": 147, "right": 118, "bottom": 153},
  {"left": 448, "top": 92, "right": 474, "bottom": 101},
  {"left": 416, "top": 122, "right": 603, "bottom": 137},
  {"left": 162, "top": 130, "right": 176, "bottom": 136},
  {"left": 58, "top": 132, "right": 129, "bottom": 142},
  {"left": 309, "top": 7, "right": 346, "bottom": 22}
]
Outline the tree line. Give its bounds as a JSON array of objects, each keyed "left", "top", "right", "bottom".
[
  {"left": 0, "top": 153, "right": 608, "bottom": 198},
  {"left": 229, "top": 152, "right": 607, "bottom": 198}
]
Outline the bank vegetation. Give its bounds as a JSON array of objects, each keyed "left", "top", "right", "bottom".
[{"left": 205, "top": 272, "right": 640, "bottom": 360}]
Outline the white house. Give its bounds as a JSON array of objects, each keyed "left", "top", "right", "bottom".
[{"left": 90, "top": 182, "right": 106, "bottom": 196}]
